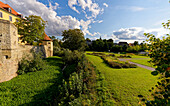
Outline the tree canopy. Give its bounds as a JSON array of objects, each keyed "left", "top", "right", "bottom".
[
  {"left": 15, "top": 15, "right": 46, "bottom": 44},
  {"left": 62, "top": 29, "right": 86, "bottom": 51},
  {"left": 139, "top": 21, "right": 170, "bottom": 105}
]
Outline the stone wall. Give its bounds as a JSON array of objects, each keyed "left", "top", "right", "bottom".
[
  {"left": 0, "top": 20, "right": 18, "bottom": 82},
  {"left": 0, "top": 19, "right": 53, "bottom": 83}
]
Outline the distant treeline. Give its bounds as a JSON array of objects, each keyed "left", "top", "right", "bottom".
[
  {"left": 85, "top": 38, "right": 148, "bottom": 53},
  {"left": 50, "top": 35, "right": 149, "bottom": 54}
]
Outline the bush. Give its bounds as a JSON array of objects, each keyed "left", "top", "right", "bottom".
[
  {"left": 101, "top": 56, "right": 137, "bottom": 68},
  {"left": 117, "top": 55, "right": 132, "bottom": 58},
  {"left": 17, "top": 52, "right": 47, "bottom": 75},
  {"left": 55, "top": 51, "right": 114, "bottom": 105},
  {"left": 62, "top": 49, "right": 83, "bottom": 65}
]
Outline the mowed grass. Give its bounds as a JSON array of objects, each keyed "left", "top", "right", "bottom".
[
  {"left": 130, "top": 59, "right": 156, "bottom": 68},
  {"left": 0, "top": 56, "right": 63, "bottom": 106},
  {"left": 87, "top": 55, "right": 157, "bottom": 106}
]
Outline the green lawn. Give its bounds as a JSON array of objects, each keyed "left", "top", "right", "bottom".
[
  {"left": 87, "top": 55, "right": 157, "bottom": 106},
  {"left": 130, "top": 59, "right": 156, "bottom": 68},
  {"left": 0, "top": 56, "right": 63, "bottom": 106}
]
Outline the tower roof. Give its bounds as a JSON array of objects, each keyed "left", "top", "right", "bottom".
[
  {"left": 43, "top": 33, "right": 52, "bottom": 41},
  {"left": 0, "top": 1, "right": 22, "bottom": 17}
]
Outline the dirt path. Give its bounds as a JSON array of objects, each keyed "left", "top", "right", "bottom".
[{"left": 118, "top": 58, "right": 155, "bottom": 71}]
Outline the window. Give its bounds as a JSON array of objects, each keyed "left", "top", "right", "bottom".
[
  {"left": 0, "top": 12, "right": 2, "bottom": 18},
  {"left": 9, "top": 16, "right": 12, "bottom": 21}
]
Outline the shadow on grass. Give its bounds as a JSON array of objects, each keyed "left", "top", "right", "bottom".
[
  {"left": 19, "top": 57, "right": 64, "bottom": 106},
  {"left": 20, "top": 73, "right": 63, "bottom": 106},
  {"left": 44, "top": 57, "right": 63, "bottom": 67}
]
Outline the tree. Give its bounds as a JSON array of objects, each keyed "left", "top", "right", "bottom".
[
  {"left": 140, "top": 21, "right": 170, "bottom": 105},
  {"left": 62, "top": 29, "right": 86, "bottom": 51},
  {"left": 86, "top": 38, "right": 91, "bottom": 42},
  {"left": 134, "top": 41, "right": 139, "bottom": 46},
  {"left": 15, "top": 15, "right": 46, "bottom": 44}
]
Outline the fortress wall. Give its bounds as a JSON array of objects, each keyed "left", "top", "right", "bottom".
[
  {"left": 0, "top": 44, "right": 47, "bottom": 83},
  {"left": 0, "top": 19, "right": 53, "bottom": 83}
]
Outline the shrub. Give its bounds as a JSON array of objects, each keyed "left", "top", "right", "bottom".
[
  {"left": 17, "top": 51, "right": 47, "bottom": 75},
  {"left": 62, "top": 49, "right": 83, "bottom": 65},
  {"left": 117, "top": 55, "right": 132, "bottom": 58},
  {"left": 101, "top": 55, "right": 137, "bottom": 68},
  {"left": 55, "top": 51, "right": 114, "bottom": 105}
]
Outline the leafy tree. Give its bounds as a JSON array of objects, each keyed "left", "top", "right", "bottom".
[
  {"left": 62, "top": 29, "right": 86, "bottom": 51},
  {"left": 85, "top": 38, "right": 91, "bottom": 42},
  {"left": 140, "top": 21, "right": 170, "bottom": 105},
  {"left": 107, "top": 39, "right": 114, "bottom": 50},
  {"left": 134, "top": 41, "right": 139, "bottom": 46},
  {"left": 14, "top": 15, "right": 46, "bottom": 44}
]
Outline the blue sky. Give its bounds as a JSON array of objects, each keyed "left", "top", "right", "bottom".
[{"left": 1, "top": 0, "right": 170, "bottom": 43}]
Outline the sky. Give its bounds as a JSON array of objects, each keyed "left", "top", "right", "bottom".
[{"left": 1, "top": 0, "right": 170, "bottom": 43}]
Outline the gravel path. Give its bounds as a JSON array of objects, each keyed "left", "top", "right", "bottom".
[{"left": 118, "top": 58, "right": 155, "bottom": 71}]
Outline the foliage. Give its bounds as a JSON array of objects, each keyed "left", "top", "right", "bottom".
[
  {"left": 101, "top": 55, "right": 137, "bottom": 68},
  {"left": 134, "top": 41, "right": 139, "bottom": 46},
  {"left": 62, "top": 29, "right": 86, "bottom": 51},
  {"left": 62, "top": 49, "right": 83, "bottom": 65},
  {"left": 126, "top": 44, "right": 148, "bottom": 53},
  {"left": 14, "top": 15, "right": 46, "bottom": 44},
  {"left": 17, "top": 51, "right": 47, "bottom": 75},
  {"left": 55, "top": 50, "right": 114, "bottom": 105},
  {"left": 117, "top": 54, "right": 132, "bottom": 58},
  {"left": 88, "top": 38, "right": 114, "bottom": 52},
  {"left": 139, "top": 32, "right": 170, "bottom": 105}
]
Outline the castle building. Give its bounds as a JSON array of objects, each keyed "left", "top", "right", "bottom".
[{"left": 0, "top": 1, "right": 22, "bottom": 23}]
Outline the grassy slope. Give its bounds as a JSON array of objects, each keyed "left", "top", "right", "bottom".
[
  {"left": 0, "top": 56, "right": 63, "bottom": 106},
  {"left": 87, "top": 55, "right": 157, "bottom": 106}
]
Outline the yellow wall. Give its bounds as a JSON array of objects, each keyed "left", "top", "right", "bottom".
[
  {"left": 0, "top": 9, "right": 19, "bottom": 23},
  {"left": 0, "top": 9, "right": 25, "bottom": 44}
]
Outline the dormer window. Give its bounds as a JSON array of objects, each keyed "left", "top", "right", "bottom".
[{"left": 9, "top": 8, "right": 12, "bottom": 13}]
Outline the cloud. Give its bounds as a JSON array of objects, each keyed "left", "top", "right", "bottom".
[
  {"left": 92, "top": 20, "right": 103, "bottom": 23},
  {"left": 68, "top": 0, "right": 103, "bottom": 19},
  {"left": 3, "top": 0, "right": 96, "bottom": 36},
  {"left": 68, "top": 0, "right": 80, "bottom": 13},
  {"left": 115, "top": 6, "right": 145, "bottom": 12},
  {"left": 49, "top": 2, "right": 59, "bottom": 10},
  {"left": 103, "top": 3, "right": 108, "bottom": 8},
  {"left": 112, "top": 27, "right": 169, "bottom": 43}
]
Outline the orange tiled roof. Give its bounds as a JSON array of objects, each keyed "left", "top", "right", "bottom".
[
  {"left": 43, "top": 33, "right": 52, "bottom": 41},
  {"left": 0, "top": 1, "right": 21, "bottom": 16}
]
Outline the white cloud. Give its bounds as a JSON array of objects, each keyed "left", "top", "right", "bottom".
[
  {"left": 3, "top": 0, "right": 96, "bottom": 36},
  {"left": 103, "top": 3, "right": 108, "bottom": 8},
  {"left": 49, "top": 2, "right": 59, "bottom": 10},
  {"left": 115, "top": 6, "right": 145, "bottom": 12},
  {"left": 92, "top": 20, "right": 103, "bottom": 23},
  {"left": 112, "top": 27, "right": 169, "bottom": 43},
  {"left": 68, "top": 0, "right": 80, "bottom": 13},
  {"left": 68, "top": 0, "right": 103, "bottom": 19}
]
